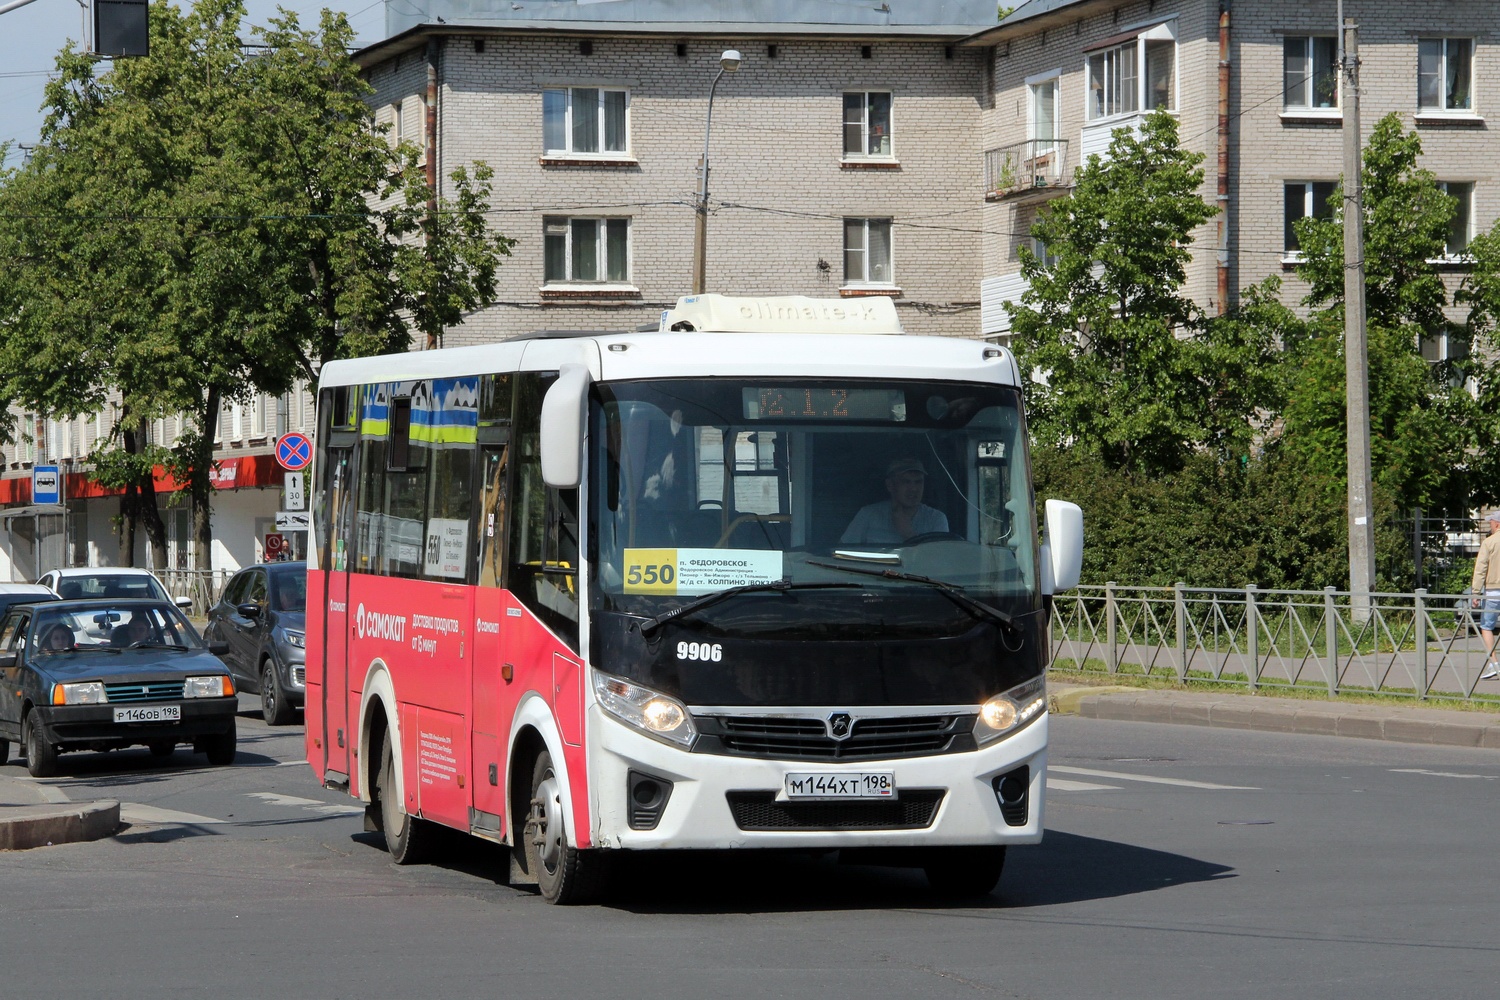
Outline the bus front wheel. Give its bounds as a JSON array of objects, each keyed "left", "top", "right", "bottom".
[
  {"left": 923, "top": 846, "right": 1006, "bottom": 898},
  {"left": 377, "top": 729, "right": 434, "bottom": 865},
  {"left": 526, "top": 750, "right": 609, "bottom": 904}
]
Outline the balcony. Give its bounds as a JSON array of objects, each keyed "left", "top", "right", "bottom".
[{"left": 983, "top": 139, "right": 1070, "bottom": 202}]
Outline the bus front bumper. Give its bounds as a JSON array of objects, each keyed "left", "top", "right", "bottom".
[{"left": 588, "top": 706, "right": 1047, "bottom": 850}]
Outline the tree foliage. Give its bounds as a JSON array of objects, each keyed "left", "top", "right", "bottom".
[
  {"left": 0, "top": 0, "right": 513, "bottom": 567},
  {"left": 1010, "top": 111, "right": 1279, "bottom": 475}
]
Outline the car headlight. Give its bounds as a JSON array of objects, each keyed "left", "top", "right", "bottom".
[
  {"left": 52, "top": 681, "right": 106, "bottom": 705},
  {"left": 972, "top": 675, "right": 1047, "bottom": 745},
  {"left": 279, "top": 629, "right": 306, "bottom": 649},
  {"left": 592, "top": 671, "right": 696, "bottom": 748},
  {"left": 184, "top": 675, "right": 235, "bottom": 699}
]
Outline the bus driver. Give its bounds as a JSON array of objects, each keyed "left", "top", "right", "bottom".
[{"left": 840, "top": 457, "right": 949, "bottom": 545}]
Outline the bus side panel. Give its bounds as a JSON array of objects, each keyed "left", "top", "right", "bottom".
[
  {"left": 348, "top": 575, "right": 473, "bottom": 822},
  {"left": 502, "top": 599, "right": 591, "bottom": 848},
  {"left": 470, "top": 586, "right": 509, "bottom": 830},
  {"left": 304, "top": 569, "right": 328, "bottom": 782},
  {"left": 409, "top": 705, "right": 469, "bottom": 830}
]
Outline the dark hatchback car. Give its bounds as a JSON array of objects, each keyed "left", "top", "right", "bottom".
[
  {"left": 0, "top": 599, "right": 238, "bottom": 777},
  {"left": 205, "top": 562, "right": 306, "bottom": 726}
]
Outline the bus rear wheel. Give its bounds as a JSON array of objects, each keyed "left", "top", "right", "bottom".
[
  {"left": 526, "top": 750, "right": 608, "bottom": 905},
  {"left": 377, "top": 729, "right": 434, "bottom": 865},
  {"left": 923, "top": 846, "right": 1006, "bottom": 898}
]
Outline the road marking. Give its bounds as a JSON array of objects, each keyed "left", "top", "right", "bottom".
[
  {"left": 120, "top": 804, "right": 226, "bottom": 825},
  {"left": 1049, "top": 765, "right": 1259, "bottom": 790},
  {"left": 1047, "top": 778, "right": 1121, "bottom": 792},
  {"left": 1390, "top": 768, "right": 1498, "bottom": 781},
  {"left": 246, "top": 791, "right": 363, "bottom": 816}
]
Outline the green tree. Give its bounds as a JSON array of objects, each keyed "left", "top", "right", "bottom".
[
  {"left": 1287, "top": 112, "right": 1483, "bottom": 516},
  {"left": 0, "top": 0, "right": 513, "bottom": 569},
  {"left": 1009, "top": 110, "right": 1278, "bottom": 474}
]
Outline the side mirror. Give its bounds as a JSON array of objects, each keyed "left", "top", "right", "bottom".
[
  {"left": 236, "top": 602, "right": 263, "bottom": 620},
  {"left": 540, "top": 364, "right": 591, "bottom": 489},
  {"left": 174, "top": 595, "right": 194, "bottom": 610},
  {"left": 0, "top": 651, "right": 15, "bottom": 669},
  {"left": 207, "top": 641, "right": 230, "bottom": 656},
  {"left": 1038, "top": 499, "right": 1083, "bottom": 596}
]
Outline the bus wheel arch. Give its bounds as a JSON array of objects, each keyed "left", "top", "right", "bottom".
[{"left": 356, "top": 661, "right": 398, "bottom": 805}]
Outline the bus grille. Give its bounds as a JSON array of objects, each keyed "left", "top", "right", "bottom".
[
  {"left": 699, "top": 714, "right": 975, "bottom": 761},
  {"left": 105, "top": 681, "right": 185, "bottom": 703},
  {"left": 726, "top": 790, "right": 945, "bottom": 831}
]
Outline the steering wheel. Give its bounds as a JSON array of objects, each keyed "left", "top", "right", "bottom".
[{"left": 902, "top": 531, "right": 965, "bottom": 545}]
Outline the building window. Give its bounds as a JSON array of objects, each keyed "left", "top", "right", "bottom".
[
  {"left": 843, "top": 91, "right": 893, "bottom": 158},
  {"left": 1031, "top": 76, "right": 1059, "bottom": 149},
  {"left": 1419, "top": 39, "right": 1473, "bottom": 112},
  {"left": 250, "top": 394, "right": 267, "bottom": 438},
  {"left": 543, "top": 87, "right": 629, "bottom": 155},
  {"left": 844, "top": 218, "right": 893, "bottom": 285},
  {"left": 543, "top": 217, "right": 630, "bottom": 283},
  {"left": 1283, "top": 36, "right": 1339, "bottom": 110},
  {"left": 1086, "top": 27, "right": 1175, "bottom": 121},
  {"left": 1030, "top": 236, "right": 1060, "bottom": 270},
  {"left": 1284, "top": 181, "right": 1339, "bottom": 254},
  {"left": 1440, "top": 181, "right": 1474, "bottom": 255}
]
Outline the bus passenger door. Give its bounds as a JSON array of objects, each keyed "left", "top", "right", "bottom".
[
  {"left": 321, "top": 446, "right": 355, "bottom": 784},
  {"left": 471, "top": 440, "right": 512, "bottom": 832}
]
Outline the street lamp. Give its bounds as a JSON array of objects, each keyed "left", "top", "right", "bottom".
[{"left": 691, "top": 49, "right": 743, "bottom": 295}]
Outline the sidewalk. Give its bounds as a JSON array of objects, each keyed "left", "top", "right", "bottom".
[
  {"left": 1050, "top": 682, "right": 1500, "bottom": 749},
  {"left": 0, "top": 773, "right": 118, "bottom": 852}
]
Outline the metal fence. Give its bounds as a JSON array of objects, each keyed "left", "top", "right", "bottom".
[
  {"left": 157, "top": 568, "right": 234, "bottom": 616},
  {"left": 1050, "top": 583, "right": 1500, "bottom": 704}
]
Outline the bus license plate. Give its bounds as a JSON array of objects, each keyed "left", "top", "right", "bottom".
[
  {"left": 113, "top": 705, "right": 180, "bottom": 723},
  {"left": 783, "top": 771, "right": 895, "bottom": 800}
]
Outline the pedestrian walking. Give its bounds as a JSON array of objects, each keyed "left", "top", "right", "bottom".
[{"left": 1470, "top": 511, "right": 1500, "bottom": 679}]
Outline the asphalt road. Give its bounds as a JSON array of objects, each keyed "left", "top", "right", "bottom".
[{"left": 1, "top": 702, "right": 1497, "bottom": 999}]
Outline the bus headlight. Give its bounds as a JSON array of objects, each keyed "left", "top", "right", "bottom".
[
  {"left": 973, "top": 675, "right": 1046, "bottom": 745},
  {"left": 593, "top": 671, "right": 697, "bottom": 748}
]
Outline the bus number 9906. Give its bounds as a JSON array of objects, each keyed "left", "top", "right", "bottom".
[{"left": 676, "top": 641, "right": 723, "bottom": 662}]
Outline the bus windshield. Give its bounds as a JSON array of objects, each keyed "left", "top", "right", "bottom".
[{"left": 590, "top": 378, "right": 1036, "bottom": 634}]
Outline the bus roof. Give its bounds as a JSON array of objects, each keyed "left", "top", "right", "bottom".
[{"left": 317, "top": 296, "right": 1019, "bottom": 389}]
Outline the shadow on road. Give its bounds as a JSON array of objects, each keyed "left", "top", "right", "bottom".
[{"left": 337, "top": 827, "right": 1236, "bottom": 914}]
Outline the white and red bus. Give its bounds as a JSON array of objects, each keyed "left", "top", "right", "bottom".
[{"left": 305, "top": 294, "right": 1082, "bottom": 903}]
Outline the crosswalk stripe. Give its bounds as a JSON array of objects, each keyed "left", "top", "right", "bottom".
[
  {"left": 1047, "top": 778, "right": 1120, "bottom": 792},
  {"left": 120, "top": 803, "right": 225, "bottom": 825},
  {"left": 1049, "top": 765, "right": 1259, "bottom": 790},
  {"left": 1390, "top": 768, "right": 1497, "bottom": 780}
]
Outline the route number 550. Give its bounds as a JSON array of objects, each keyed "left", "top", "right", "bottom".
[{"left": 626, "top": 563, "right": 675, "bottom": 586}]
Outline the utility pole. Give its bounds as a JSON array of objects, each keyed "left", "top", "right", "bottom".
[{"left": 1341, "top": 13, "right": 1376, "bottom": 620}]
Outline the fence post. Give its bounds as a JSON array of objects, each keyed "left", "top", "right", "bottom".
[
  {"left": 1105, "top": 581, "right": 1118, "bottom": 674},
  {"left": 1175, "top": 581, "right": 1187, "bottom": 683},
  {"left": 1415, "top": 589, "right": 1428, "bottom": 701},
  {"left": 1246, "top": 585, "right": 1258, "bottom": 691},
  {"left": 1324, "top": 586, "right": 1338, "bottom": 696}
]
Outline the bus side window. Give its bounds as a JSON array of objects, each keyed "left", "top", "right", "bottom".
[
  {"left": 508, "top": 371, "right": 578, "bottom": 649},
  {"left": 477, "top": 373, "right": 513, "bottom": 588}
]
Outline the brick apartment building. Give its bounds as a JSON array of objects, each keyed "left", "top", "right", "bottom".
[{"left": 972, "top": 0, "right": 1499, "bottom": 356}]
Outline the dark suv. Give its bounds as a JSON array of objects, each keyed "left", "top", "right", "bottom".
[{"left": 205, "top": 562, "right": 306, "bottom": 725}]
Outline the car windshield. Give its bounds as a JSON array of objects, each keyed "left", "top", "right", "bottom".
[
  {"left": 30, "top": 603, "right": 202, "bottom": 654},
  {"left": 52, "top": 573, "right": 167, "bottom": 602},
  {"left": 269, "top": 571, "right": 307, "bottom": 613},
  {"left": 589, "top": 377, "right": 1037, "bottom": 633}
]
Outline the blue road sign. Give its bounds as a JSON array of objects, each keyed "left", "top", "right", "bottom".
[
  {"left": 33, "top": 465, "right": 61, "bottom": 505},
  {"left": 276, "top": 432, "right": 313, "bottom": 472}
]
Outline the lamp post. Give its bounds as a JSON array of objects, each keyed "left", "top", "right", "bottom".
[{"left": 691, "top": 49, "right": 742, "bottom": 295}]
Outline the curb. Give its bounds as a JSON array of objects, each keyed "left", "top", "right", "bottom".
[
  {"left": 0, "top": 800, "right": 121, "bottom": 852},
  {"left": 1064, "top": 690, "right": 1500, "bottom": 749}
]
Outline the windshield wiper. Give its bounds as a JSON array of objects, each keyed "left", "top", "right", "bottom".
[
  {"left": 807, "top": 560, "right": 1021, "bottom": 634},
  {"left": 128, "top": 643, "right": 190, "bottom": 651},
  {"left": 634, "top": 581, "right": 862, "bottom": 638}
]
